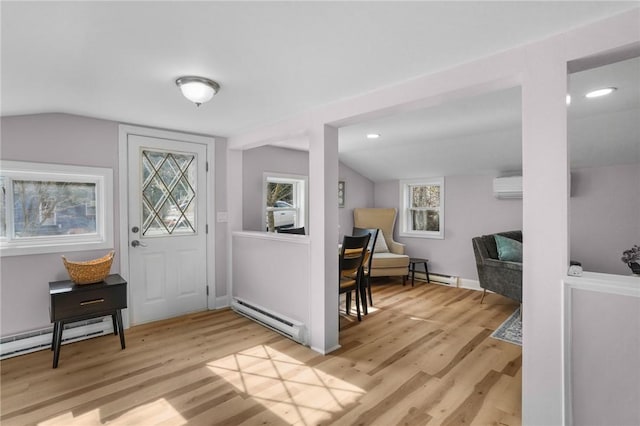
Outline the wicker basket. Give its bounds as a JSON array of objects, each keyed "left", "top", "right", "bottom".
[{"left": 62, "top": 251, "right": 115, "bottom": 285}]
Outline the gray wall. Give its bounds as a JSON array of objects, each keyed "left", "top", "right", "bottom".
[
  {"left": 242, "top": 146, "right": 309, "bottom": 232},
  {"left": 0, "top": 113, "right": 227, "bottom": 337},
  {"left": 242, "top": 145, "right": 374, "bottom": 234},
  {"left": 373, "top": 164, "right": 640, "bottom": 281},
  {"left": 374, "top": 175, "right": 523, "bottom": 281},
  {"left": 1, "top": 113, "right": 121, "bottom": 336},
  {"left": 570, "top": 163, "right": 640, "bottom": 275},
  {"left": 339, "top": 162, "right": 375, "bottom": 239}
]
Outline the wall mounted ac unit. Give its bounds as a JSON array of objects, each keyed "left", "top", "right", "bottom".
[{"left": 493, "top": 176, "right": 522, "bottom": 199}]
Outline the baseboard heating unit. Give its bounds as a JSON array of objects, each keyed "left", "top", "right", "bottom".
[
  {"left": 414, "top": 271, "right": 458, "bottom": 286},
  {"left": 231, "top": 298, "right": 308, "bottom": 345},
  {"left": 0, "top": 318, "right": 112, "bottom": 360}
]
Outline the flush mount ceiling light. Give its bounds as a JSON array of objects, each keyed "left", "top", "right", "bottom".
[
  {"left": 175, "top": 76, "right": 220, "bottom": 107},
  {"left": 366, "top": 133, "right": 380, "bottom": 139},
  {"left": 585, "top": 87, "right": 617, "bottom": 98}
]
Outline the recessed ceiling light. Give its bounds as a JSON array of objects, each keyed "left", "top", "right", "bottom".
[
  {"left": 585, "top": 87, "right": 617, "bottom": 98},
  {"left": 366, "top": 133, "right": 380, "bottom": 139}
]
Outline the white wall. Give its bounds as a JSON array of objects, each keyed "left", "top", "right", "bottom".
[
  {"left": 566, "top": 276, "right": 640, "bottom": 425},
  {"left": 570, "top": 163, "right": 640, "bottom": 275},
  {"left": 375, "top": 175, "right": 523, "bottom": 281},
  {"left": 232, "top": 231, "right": 310, "bottom": 326}
]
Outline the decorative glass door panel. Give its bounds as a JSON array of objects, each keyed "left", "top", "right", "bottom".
[{"left": 141, "top": 150, "right": 196, "bottom": 236}]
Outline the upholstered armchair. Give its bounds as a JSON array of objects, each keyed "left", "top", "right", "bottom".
[
  {"left": 353, "top": 208, "right": 410, "bottom": 282},
  {"left": 471, "top": 230, "right": 522, "bottom": 303}
]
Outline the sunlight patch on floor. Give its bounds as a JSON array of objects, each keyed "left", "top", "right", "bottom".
[
  {"left": 38, "top": 398, "right": 187, "bottom": 426},
  {"left": 207, "top": 344, "right": 365, "bottom": 425}
]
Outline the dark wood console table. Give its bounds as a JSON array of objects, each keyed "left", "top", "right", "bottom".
[{"left": 49, "top": 274, "right": 127, "bottom": 368}]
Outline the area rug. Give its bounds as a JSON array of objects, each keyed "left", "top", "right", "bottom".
[{"left": 491, "top": 308, "right": 522, "bottom": 346}]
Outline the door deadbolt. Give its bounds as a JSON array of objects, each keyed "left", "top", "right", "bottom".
[{"left": 131, "top": 226, "right": 139, "bottom": 233}]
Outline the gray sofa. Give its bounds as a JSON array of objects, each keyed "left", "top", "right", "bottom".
[{"left": 472, "top": 230, "right": 522, "bottom": 303}]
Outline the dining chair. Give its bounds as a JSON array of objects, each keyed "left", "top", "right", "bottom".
[
  {"left": 352, "top": 227, "right": 379, "bottom": 312},
  {"left": 339, "top": 233, "right": 371, "bottom": 323},
  {"left": 278, "top": 226, "right": 305, "bottom": 235}
]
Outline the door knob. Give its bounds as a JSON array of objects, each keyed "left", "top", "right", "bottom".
[{"left": 131, "top": 240, "right": 147, "bottom": 248}]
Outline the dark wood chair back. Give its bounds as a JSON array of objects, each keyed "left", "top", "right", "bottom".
[
  {"left": 339, "top": 233, "right": 370, "bottom": 322},
  {"left": 352, "top": 227, "right": 379, "bottom": 270},
  {"left": 340, "top": 234, "right": 370, "bottom": 279},
  {"left": 278, "top": 227, "right": 305, "bottom": 235}
]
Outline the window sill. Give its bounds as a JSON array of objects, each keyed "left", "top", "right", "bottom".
[
  {"left": 1, "top": 239, "right": 113, "bottom": 257},
  {"left": 399, "top": 232, "right": 444, "bottom": 240}
]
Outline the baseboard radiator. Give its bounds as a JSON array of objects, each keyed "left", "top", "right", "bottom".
[
  {"left": 414, "top": 271, "right": 459, "bottom": 286},
  {"left": 0, "top": 318, "right": 112, "bottom": 360},
  {"left": 231, "top": 298, "right": 307, "bottom": 345}
]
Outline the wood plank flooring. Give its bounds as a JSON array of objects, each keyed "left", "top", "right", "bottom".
[{"left": 0, "top": 279, "right": 521, "bottom": 425}]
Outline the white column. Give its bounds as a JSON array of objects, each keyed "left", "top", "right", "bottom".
[
  {"left": 521, "top": 41, "right": 569, "bottom": 426},
  {"left": 308, "top": 122, "right": 340, "bottom": 353}
]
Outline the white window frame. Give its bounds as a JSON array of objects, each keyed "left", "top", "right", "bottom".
[
  {"left": 399, "top": 177, "right": 445, "bottom": 239},
  {"left": 262, "top": 172, "right": 308, "bottom": 232},
  {"left": 0, "top": 160, "right": 114, "bottom": 256}
]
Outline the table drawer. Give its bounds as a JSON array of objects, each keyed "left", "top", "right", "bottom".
[{"left": 51, "top": 285, "right": 126, "bottom": 321}]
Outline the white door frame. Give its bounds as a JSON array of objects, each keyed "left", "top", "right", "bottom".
[{"left": 118, "top": 124, "right": 216, "bottom": 328}]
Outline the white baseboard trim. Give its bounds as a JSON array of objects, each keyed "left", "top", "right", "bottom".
[
  {"left": 413, "top": 271, "right": 458, "bottom": 286},
  {"left": 214, "top": 295, "right": 230, "bottom": 309},
  {"left": 310, "top": 344, "right": 341, "bottom": 355},
  {"left": 458, "top": 278, "right": 483, "bottom": 291},
  {"left": 0, "top": 318, "right": 113, "bottom": 360}
]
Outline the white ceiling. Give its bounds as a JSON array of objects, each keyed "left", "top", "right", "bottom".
[
  {"left": 2, "top": 2, "right": 638, "bottom": 181},
  {"left": 339, "top": 56, "right": 640, "bottom": 181}
]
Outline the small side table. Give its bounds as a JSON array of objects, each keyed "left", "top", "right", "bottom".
[
  {"left": 49, "top": 274, "right": 127, "bottom": 368},
  {"left": 408, "top": 258, "right": 430, "bottom": 287}
]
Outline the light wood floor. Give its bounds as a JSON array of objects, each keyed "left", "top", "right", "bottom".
[{"left": 0, "top": 279, "right": 521, "bottom": 425}]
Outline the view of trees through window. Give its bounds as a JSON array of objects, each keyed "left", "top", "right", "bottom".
[
  {"left": 5, "top": 179, "right": 97, "bottom": 238},
  {"left": 409, "top": 184, "right": 440, "bottom": 232}
]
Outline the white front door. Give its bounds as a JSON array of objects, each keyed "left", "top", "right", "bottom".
[{"left": 127, "top": 134, "right": 208, "bottom": 325}]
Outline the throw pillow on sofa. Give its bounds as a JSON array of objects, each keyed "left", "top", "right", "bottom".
[{"left": 494, "top": 234, "right": 523, "bottom": 262}]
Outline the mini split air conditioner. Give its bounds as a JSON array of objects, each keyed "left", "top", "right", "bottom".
[{"left": 493, "top": 176, "right": 522, "bottom": 199}]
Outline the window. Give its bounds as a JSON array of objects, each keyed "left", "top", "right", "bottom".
[
  {"left": 263, "top": 173, "right": 307, "bottom": 232},
  {"left": 399, "top": 177, "right": 445, "bottom": 239},
  {"left": 0, "top": 161, "right": 113, "bottom": 256}
]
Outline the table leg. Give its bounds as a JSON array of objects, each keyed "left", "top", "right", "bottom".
[
  {"left": 424, "top": 262, "right": 431, "bottom": 283},
  {"left": 112, "top": 314, "right": 118, "bottom": 336},
  {"left": 52, "top": 321, "right": 63, "bottom": 369},
  {"left": 116, "top": 310, "right": 126, "bottom": 349},
  {"left": 51, "top": 322, "right": 58, "bottom": 351},
  {"left": 411, "top": 263, "right": 416, "bottom": 287}
]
